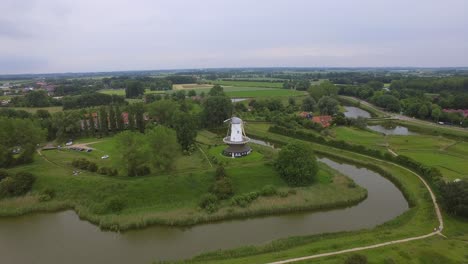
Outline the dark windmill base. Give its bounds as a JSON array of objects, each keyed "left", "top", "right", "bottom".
[{"left": 223, "top": 144, "right": 252, "bottom": 158}]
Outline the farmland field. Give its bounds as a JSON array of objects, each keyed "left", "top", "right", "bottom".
[{"left": 3, "top": 106, "right": 63, "bottom": 113}]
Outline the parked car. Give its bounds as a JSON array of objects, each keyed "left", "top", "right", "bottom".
[
  {"left": 101, "top": 155, "right": 109, "bottom": 159},
  {"left": 65, "top": 141, "right": 73, "bottom": 146}
]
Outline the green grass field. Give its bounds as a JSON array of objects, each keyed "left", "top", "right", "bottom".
[
  {"left": 213, "top": 80, "right": 284, "bottom": 88},
  {"left": 226, "top": 89, "right": 306, "bottom": 98},
  {"left": 1, "top": 131, "right": 365, "bottom": 230},
  {"left": 176, "top": 122, "right": 468, "bottom": 264},
  {"left": 98, "top": 89, "right": 165, "bottom": 96},
  {"left": 3, "top": 106, "right": 63, "bottom": 113}
]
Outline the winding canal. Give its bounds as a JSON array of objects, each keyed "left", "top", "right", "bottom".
[{"left": 0, "top": 158, "right": 408, "bottom": 264}]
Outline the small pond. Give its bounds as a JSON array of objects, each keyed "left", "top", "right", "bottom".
[
  {"left": 344, "top": 106, "right": 371, "bottom": 119},
  {"left": 367, "top": 125, "right": 417, "bottom": 136}
]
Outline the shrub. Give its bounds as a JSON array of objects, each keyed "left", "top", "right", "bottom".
[
  {"left": 0, "top": 169, "right": 9, "bottom": 181},
  {"left": 135, "top": 165, "right": 151, "bottom": 176},
  {"left": 104, "top": 198, "right": 126, "bottom": 213},
  {"left": 260, "top": 185, "right": 277, "bottom": 196},
  {"left": 0, "top": 172, "right": 35, "bottom": 198},
  {"left": 231, "top": 192, "right": 260, "bottom": 208},
  {"left": 212, "top": 177, "right": 234, "bottom": 200},
  {"left": 278, "top": 190, "right": 289, "bottom": 198},
  {"left": 87, "top": 162, "right": 98, "bottom": 172},
  {"left": 215, "top": 165, "right": 226, "bottom": 180},
  {"left": 98, "top": 167, "right": 119, "bottom": 176},
  {"left": 199, "top": 193, "right": 218, "bottom": 209},
  {"left": 38, "top": 188, "right": 56, "bottom": 202},
  {"left": 344, "top": 254, "right": 368, "bottom": 264}
]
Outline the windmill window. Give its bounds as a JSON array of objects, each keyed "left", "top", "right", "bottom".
[{"left": 237, "top": 131, "right": 239, "bottom": 134}]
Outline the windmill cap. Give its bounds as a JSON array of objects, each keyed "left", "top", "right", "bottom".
[{"left": 231, "top": 117, "right": 242, "bottom": 124}]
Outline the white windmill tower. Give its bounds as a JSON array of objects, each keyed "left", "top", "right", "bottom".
[{"left": 223, "top": 117, "right": 252, "bottom": 158}]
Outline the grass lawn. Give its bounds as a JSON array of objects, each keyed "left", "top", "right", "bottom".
[
  {"left": 226, "top": 89, "right": 306, "bottom": 98},
  {"left": 3, "top": 106, "right": 63, "bottom": 113},
  {"left": 213, "top": 80, "right": 284, "bottom": 89},
  {"left": 0, "top": 131, "right": 365, "bottom": 231},
  {"left": 180, "top": 123, "right": 444, "bottom": 264},
  {"left": 98, "top": 89, "right": 165, "bottom": 96}
]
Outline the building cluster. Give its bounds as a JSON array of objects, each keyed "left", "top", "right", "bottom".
[
  {"left": 299, "top": 112, "right": 333, "bottom": 127},
  {"left": 443, "top": 109, "right": 468, "bottom": 118}
]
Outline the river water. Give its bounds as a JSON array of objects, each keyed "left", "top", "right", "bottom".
[{"left": 0, "top": 158, "right": 408, "bottom": 264}]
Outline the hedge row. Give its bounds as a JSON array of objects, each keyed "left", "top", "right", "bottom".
[{"left": 268, "top": 125, "right": 443, "bottom": 192}]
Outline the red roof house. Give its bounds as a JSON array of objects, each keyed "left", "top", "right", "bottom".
[{"left": 312, "top": 115, "right": 333, "bottom": 128}]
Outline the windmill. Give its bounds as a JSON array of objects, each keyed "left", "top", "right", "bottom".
[{"left": 222, "top": 117, "right": 252, "bottom": 158}]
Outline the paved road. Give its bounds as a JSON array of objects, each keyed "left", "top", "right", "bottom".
[{"left": 266, "top": 150, "right": 444, "bottom": 264}]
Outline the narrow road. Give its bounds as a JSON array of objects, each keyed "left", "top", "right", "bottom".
[
  {"left": 266, "top": 150, "right": 444, "bottom": 264},
  {"left": 340, "top": 95, "right": 468, "bottom": 133}
]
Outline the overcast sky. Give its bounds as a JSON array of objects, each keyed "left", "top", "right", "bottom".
[{"left": 1, "top": 0, "right": 467, "bottom": 74}]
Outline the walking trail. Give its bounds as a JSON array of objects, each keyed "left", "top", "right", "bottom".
[{"left": 267, "top": 151, "right": 444, "bottom": 264}]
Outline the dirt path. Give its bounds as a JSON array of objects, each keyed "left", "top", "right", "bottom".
[{"left": 266, "top": 150, "right": 444, "bottom": 264}]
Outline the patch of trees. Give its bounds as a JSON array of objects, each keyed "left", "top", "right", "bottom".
[
  {"left": 440, "top": 180, "right": 468, "bottom": 218},
  {"left": 275, "top": 141, "right": 318, "bottom": 186},
  {"left": 0, "top": 170, "right": 35, "bottom": 198},
  {"left": 308, "top": 81, "right": 338, "bottom": 100},
  {"left": 268, "top": 125, "right": 443, "bottom": 191},
  {"left": 62, "top": 93, "right": 126, "bottom": 110},
  {"left": 282, "top": 79, "right": 310, "bottom": 91},
  {"left": 9, "top": 90, "right": 60, "bottom": 107},
  {"left": 317, "top": 96, "right": 339, "bottom": 115},
  {"left": 372, "top": 94, "right": 401, "bottom": 112},
  {"left": 72, "top": 158, "right": 118, "bottom": 176},
  {"left": 115, "top": 126, "right": 180, "bottom": 176},
  {"left": 202, "top": 96, "right": 233, "bottom": 128},
  {"left": 125, "top": 80, "right": 145, "bottom": 98},
  {"left": 0, "top": 118, "right": 45, "bottom": 168},
  {"left": 165, "top": 75, "right": 197, "bottom": 84}
]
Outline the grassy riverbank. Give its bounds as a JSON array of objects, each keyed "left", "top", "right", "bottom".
[
  {"left": 0, "top": 135, "right": 366, "bottom": 231},
  {"left": 171, "top": 125, "right": 444, "bottom": 264}
]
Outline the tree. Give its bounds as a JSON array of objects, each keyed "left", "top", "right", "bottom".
[
  {"left": 208, "top": 84, "right": 225, "bottom": 96},
  {"left": 115, "top": 131, "right": 149, "bottom": 176},
  {"left": 146, "top": 126, "right": 180, "bottom": 171},
  {"left": 125, "top": 80, "right": 145, "bottom": 98},
  {"left": 172, "top": 111, "right": 198, "bottom": 151},
  {"left": 344, "top": 254, "right": 368, "bottom": 264},
  {"left": 25, "top": 90, "right": 50, "bottom": 107},
  {"left": 275, "top": 141, "right": 318, "bottom": 186},
  {"left": 108, "top": 106, "right": 117, "bottom": 132},
  {"left": 417, "top": 104, "right": 429, "bottom": 119},
  {"left": 317, "top": 96, "right": 339, "bottom": 115},
  {"left": 115, "top": 105, "right": 124, "bottom": 131},
  {"left": 99, "top": 107, "right": 108, "bottom": 136},
  {"left": 373, "top": 94, "right": 401, "bottom": 112},
  {"left": 302, "top": 96, "right": 317, "bottom": 112},
  {"left": 147, "top": 100, "right": 179, "bottom": 126},
  {"left": 130, "top": 103, "right": 145, "bottom": 133},
  {"left": 0, "top": 118, "right": 45, "bottom": 167},
  {"left": 308, "top": 81, "right": 338, "bottom": 100},
  {"left": 440, "top": 180, "right": 468, "bottom": 218},
  {"left": 431, "top": 105, "right": 442, "bottom": 122},
  {"left": 0, "top": 172, "right": 35, "bottom": 198},
  {"left": 202, "top": 96, "right": 233, "bottom": 128},
  {"left": 188, "top": 90, "right": 197, "bottom": 97}
]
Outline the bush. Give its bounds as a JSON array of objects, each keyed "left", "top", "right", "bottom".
[
  {"left": 38, "top": 187, "right": 56, "bottom": 201},
  {"left": 87, "top": 162, "right": 98, "bottom": 172},
  {"left": 230, "top": 192, "right": 260, "bottom": 208},
  {"left": 0, "top": 172, "right": 35, "bottom": 198},
  {"left": 215, "top": 165, "right": 226, "bottom": 180},
  {"left": 135, "top": 165, "right": 151, "bottom": 176},
  {"left": 98, "top": 167, "right": 119, "bottom": 176},
  {"left": 212, "top": 177, "right": 234, "bottom": 200},
  {"left": 278, "top": 190, "right": 289, "bottom": 198},
  {"left": 104, "top": 198, "right": 126, "bottom": 213},
  {"left": 260, "top": 185, "right": 277, "bottom": 196},
  {"left": 0, "top": 169, "right": 9, "bottom": 181},
  {"left": 344, "top": 254, "right": 368, "bottom": 264},
  {"left": 199, "top": 193, "right": 218, "bottom": 209}
]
